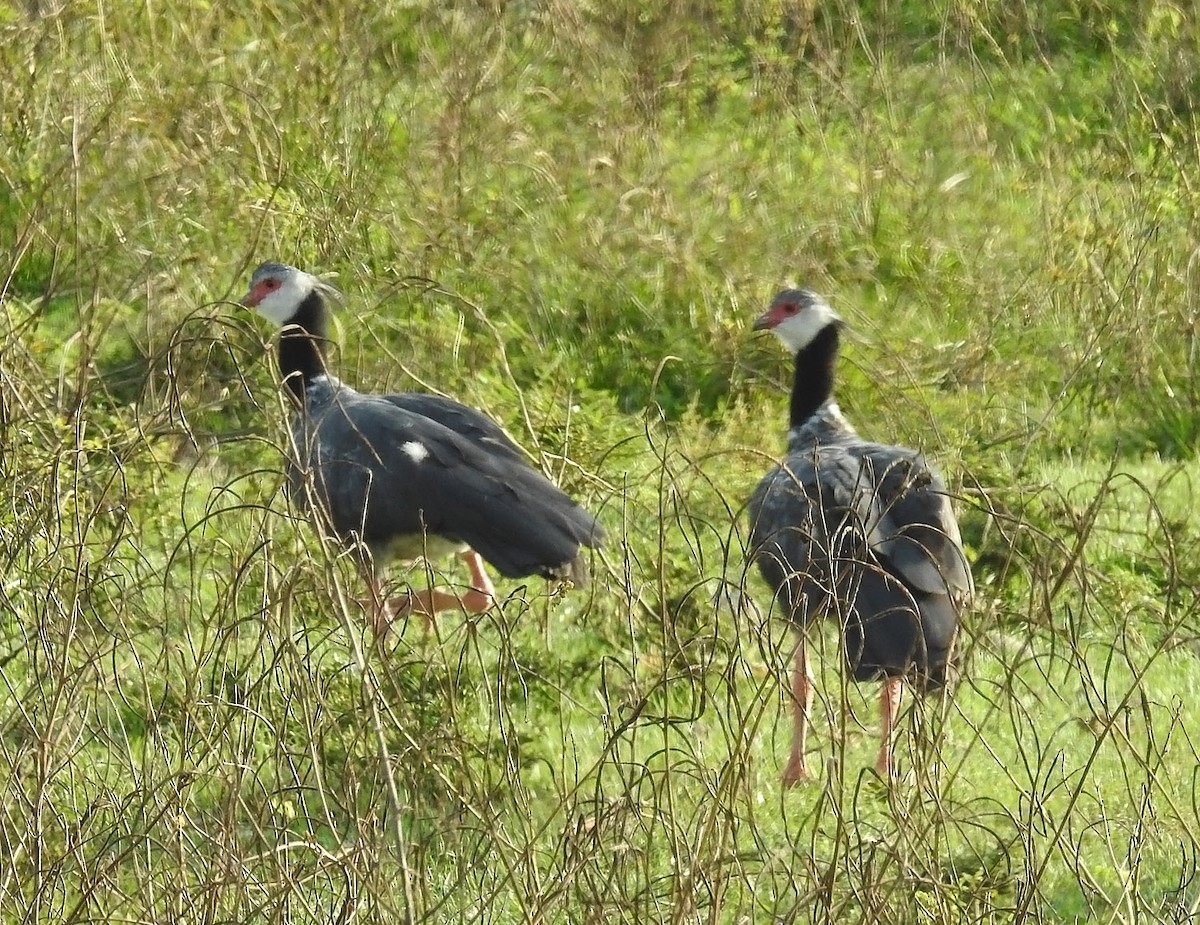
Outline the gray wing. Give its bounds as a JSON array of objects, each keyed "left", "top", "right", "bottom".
[
  {"left": 747, "top": 445, "right": 874, "bottom": 621},
  {"left": 857, "top": 444, "right": 974, "bottom": 605},
  {"left": 381, "top": 392, "right": 528, "bottom": 463},
  {"left": 294, "top": 392, "right": 603, "bottom": 582},
  {"left": 855, "top": 445, "right": 972, "bottom": 683}
]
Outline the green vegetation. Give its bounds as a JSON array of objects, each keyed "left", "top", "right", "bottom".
[{"left": 3, "top": 0, "right": 1200, "bottom": 921}]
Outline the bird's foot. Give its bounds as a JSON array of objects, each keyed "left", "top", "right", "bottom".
[
  {"left": 383, "top": 593, "right": 434, "bottom": 629},
  {"left": 373, "top": 585, "right": 495, "bottom": 634},
  {"left": 782, "top": 753, "right": 812, "bottom": 787},
  {"left": 457, "top": 585, "right": 496, "bottom": 613},
  {"left": 356, "top": 595, "right": 417, "bottom": 637}
]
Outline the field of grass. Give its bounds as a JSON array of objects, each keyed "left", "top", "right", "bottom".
[{"left": 3, "top": 1, "right": 1200, "bottom": 921}]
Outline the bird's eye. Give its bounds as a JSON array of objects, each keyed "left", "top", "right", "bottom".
[
  {"left": 265, "top": 279, "right": 281, "bottom": 290},
  {"left": 781, "top": 303, "right": 799, "bottom": 315}
]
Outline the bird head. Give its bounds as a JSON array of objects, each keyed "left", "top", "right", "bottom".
[
  {"left": 753, "top": 289, "right": 841, "bottom": 353},
  {"left": 240, "top": 261, "right": 337, "bottom": 327}
]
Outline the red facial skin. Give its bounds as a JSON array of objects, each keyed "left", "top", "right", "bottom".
[
  {"left": 241, "top": 277, "right": 281, "bottom": 307},
  {"left": 752, "top": 299, "right": 800, "bottom": 331}
]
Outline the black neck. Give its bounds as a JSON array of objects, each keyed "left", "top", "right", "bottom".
[
  {"left": 278, "top": 289, "right": 330, "bottom": 400},
  {"left": 789, "top": 323, "right": 840, "bottom": 427}
]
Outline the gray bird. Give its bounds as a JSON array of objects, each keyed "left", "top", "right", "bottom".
[
  {"left": 746, "top": 289, "right": 973, "bottom": 783},
  {"left": 241, "top": 261, "right": 604, "bottom": 630}
]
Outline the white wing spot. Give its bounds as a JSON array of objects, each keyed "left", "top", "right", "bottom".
[{"left": 402, "top": 441, "right": 429, "bottom": 464}]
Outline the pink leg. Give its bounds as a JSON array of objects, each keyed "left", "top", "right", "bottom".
[
  {"left": 458, "top": 550, "right": 497, "bottom": 612},
  {"left": 373, "top": 550, "right": 497, "bottom": 633},
  {"left": 782, "top": 639, "right": 816, "bottom": 786},
  {"left": 875, "top": 677, "right": 904, "bottom": 777}
]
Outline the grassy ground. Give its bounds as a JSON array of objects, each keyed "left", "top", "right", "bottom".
[{"left": 3, "top": 1, "right": 1200, "bottom": 922}]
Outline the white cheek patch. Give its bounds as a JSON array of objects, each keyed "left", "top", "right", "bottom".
[
  {"left": 775, "top": 301, "right": 837, "bottom": 352},
  {"left": 255, "top": 271, "right": 319, "bottom": 326},
  {"left": 402, "top": 441, "right": 430, "bottom": 464}
]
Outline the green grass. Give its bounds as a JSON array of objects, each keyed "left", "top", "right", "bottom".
[{"left": 3, "top": 0, "right": 1200, "bottom": 922}]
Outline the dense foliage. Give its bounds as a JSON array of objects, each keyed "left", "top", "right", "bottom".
[{"left": 2, "top": 1, "right": 1200, "bottom": 922}]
